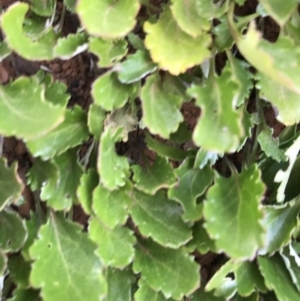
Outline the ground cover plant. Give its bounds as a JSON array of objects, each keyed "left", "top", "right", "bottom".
[{"left": 1, "top": 0, "right": 300, "bottom": 300}]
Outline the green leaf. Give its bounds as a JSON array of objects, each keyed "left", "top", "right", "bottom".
[
  {"left": 188, "top": 69, "right": 243, "bottom": 153},
  {"left": 258, "top": 0, "right": 298, "bottom": 26},
  {"left": 0, "top": 77, "right": 65, "bottom": 140},
  {"left": 76, "top": 0, "right": 140, "bottom": 38},
  {"left": 129, "top": 189, "right": 192, "bottom": 248},
  {"left": 30, "top": 0, "right": 55, "bottom": 16},
  {"left": 27, "top": 106, "right": 89, "bottom": 160},
  {"left": 54, "top": 33, "right": 88, "bottom": 59},
  {"left": 258, "top": 124, "right": 286, "bottom": 162},
  {"left": 235, "top": 22, "right": 300, "bottom": 95},
  {"left": 88, "top": 37, "right": 128, "bottom": 68},
  {"left": 259, "top": 199, "right": 300, "bottom": 255},
  {"left": 168, "top": 158, "right": 214, "bottom": 222},
  {"left": 88, "top": 104, "right": 105, "bottom": 140},
  {"left": 7, "top": 288, "right": 41, "bottom": 301},
  {"left": 105, "top": 267, "right": 134, "bottom": 301},
  {"left": 188, "top": 221, "right": 217, "bottom": 254},
  {"left": 275, "top": 136, "right": 300, "bottom": 202},
  {"left": 190, "top": 287, "right": 225, "bottom": 301},
  {"left": 194, "top": 149, "right": 219, "bottom": 169},
  {"left": 235, "top": 261, "right": 267, "bottom": 296},
  {"left": 26, "top": 158, "right": 59, "bottom": 192},
  {"left": 204, "top": 165, "right": 265, "bottom": 260},
  {"left": 1, "top": 3, "right": 56, "bottom": 60},
  {"left": 92, "top": 72, "right": 135, "bottom": 111},
  {"left": 145, "top": 132, "right": 188, "bottom": 161},
  {"left": 97, "top": 127, "right": 130, "bottom": 190},
  {"left": 92, "top": 183, "right": 131, "bottom": 229},
  {"left": 144, "top": 8, "right": 211, "bottom": 75},
  {"left": 171, "top": 0, "right": 205, "bottom": 37},
  {"left": 132, "top": 155, "right": 176, "bottom": 195},
  {"left": 89, "top": 218, "right": 135, "bottom": 268},
  {"left": 77, "top": 168, "right": 98, "bottom": 215},
  {"left": 141, "top": 74, "right": 183, "bottom": 138},
  {"left": 30, "top": 213, "right": 107, "bottom": 301},
  {"left": 64, "top": 0, "right": 76, "bottom": 11},
  {"left": 41, "top": 150, "right": 83, "bottom": 211},
  {"left": 258, "top": 73, "right": 300, "bottom": 126},
  {"left": 0, "top": 158, "right": 23, "bottom": 210},
  {"left": 232, "top": 292, "right": 259, "bottom": 301},
  {"left": 8, "top": 255, "right": 31, "bottom": 288},
  {"left": 0, "top": 41, "right": 12, "bottom": 61},
  {"left": 0, "top": 210, "right": 27, "bottom": 252},
  {"left": 0, "top": 250, "right": 7, "bottom": 276},
  {"left": 258, "top": 253, "right": 300, "bottom": 301},
  {"left": 281, "top": 244, "right": 300, "bottom": 292},
  {"left": 118, "top": 50, "right": 157, "bottom": 84},
  {"left": 135, "top": 279, "right": 174, "bottom": 301},
  {"left": 133, "top": 238, "right": 200, "bottom": 300}
]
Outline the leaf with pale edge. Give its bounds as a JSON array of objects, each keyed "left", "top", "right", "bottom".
[
  {"left": 281, "top": 244, "right": 300, "bottom": 292},
  {"left": 76, "top": 0, "right": 140, "bottom": 38},
  {"left": 27, "top": 106, "right": 89, "bottom": 160},
  {"left": 77, "top": 168, "right": 98, "bottom": 215},
  {"left": 144, "top": 8, "right": 211, "bottom": 75},
  {"left": 259, "top": 0, "right": 297, "bottom": 26},
  {"left": 89, "top": 37, "right": 128, "bottom": 68},
  {"left": 97, "top": 127, "right": 130, "bottom": 190},
  {"left": 30, "top": 213, "right": 107, "bottom": 301},
  {"left": 259, "top": 199, "right": 300, "bottom": 255},
  {"left": 133, "top": 238, "right": 200, "bottom": 300},
  {"left": 92, "top": 72, "right": 135, "bottom": 111},
  {"left": 54, "top": 33, "right": 88, "bottom": 59},
  {"left": 275, "top": 135, "right": 300, "bottom": 202},
  {"left": 7, "top": 288, "right": 41, "bottom": 301},
  {"left": 235, "top": 22, "right": 300, "bottom": 95},
  {"left": 104, "top": 267, "right": 134, "bottom": 301},
  {"left": 0, "top": 76, "right": 65, "bottom": 140},
  {"left": 129, "top": 189, "right": 191, "bottom": 248},
  {"left": 118, "top": 50, "right": 157, "bottom": 84},
  {"left": 204, "top": 165, "right": 265, "bottom": 260},
  {"left": 194, "top": 149, "right": 219, "bottom": 169},
  {"left": 88, "top": 104, "right": 105, "bottom": 140},
  {"left": 135, "top": 279, "right": 174, "bottom": 301},
  {"left": 89, "top": 218, "right": 135, "bottom": 268},
  {"left": 0, "top": 250, "right": 6, "bottom": 276},
  {"left": 30, "top": 0, "right": 55, "bottom": 16},
  {"left": 258, "top": 254, "right": 300, "bottom": 301},
  {"left": 0, "top": 158, "right": 23, "bottom": 210},
  {"left": 0, "top": 210, "right": 27, "bottom": 252},
  {"left": 1, "top": 3, "right": 55, "bottom": 60},
  {"left": 188, "top": 69, "right": 243, "bottom": 153},
  {"left": 41, "top": 150, "right": 83, "bottom": 211},
  {"left": 141, "top": 74, "right": 183, "bottom": 138},
  {"left": 168, "top": 158, "right": 213, "bottom": 222},
  {"left": 92, "top": 183, "right": 132, "bottom": 229},
  {"left": 132, "top": 155, "right": 176, "bottom": 195},
  {"left": 258, "top": 73, "right": 300, "bottom": 126}
]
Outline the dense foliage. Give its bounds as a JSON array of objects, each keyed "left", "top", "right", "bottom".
[{"left": 1, "top": 0, "right": 300, "bottom": 300}]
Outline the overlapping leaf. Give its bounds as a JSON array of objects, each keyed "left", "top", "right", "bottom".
[
  {"left": 7, "top": 288, "right": 41, "bottom": 301},
  {"left": 188, "top": 69, "right": 244, "bottom": 153},
  {"left": 89, "top": 218, "right": 135, "bottom": 268},
  {"left": 0, "top": 159, "right": 23, "bottom": 210},
  {"left": 168, "top": 158, "right": 214, "bottom": 222},
  {"left": 144, "top": 8, "right": 211, "bottom": 75},
  {"left": 204, "top": 165, "right": 265, "bottom": 259},
  {"left": 1, "top": 3, "right": 56, "bottom": 60},
  {"left": 133, "top": 238, "right": 200, "bottom": 300},
  {"left": 0, "top": 250, "right": 6, "bottom": 276},
  {"left": 0, "top": 77, "right": 65, "bottom": 140},
  {"left": 30, "top": 213, "right": 107, "bottom": 301},
  {"left": 30, "top": 0, "right": 56, "bottom": 16},
  {"left": 141, "top": 74, "right": 183, "bottom": 138},
  {"left": 0, "top": 210, "right": 27, "bottom": 252},
  {"left": 76, "top": 0, "right": 140, "bottom": 38},
  {"left": 87, "top": 104, "right": 105, "bottom": 140},
  {"left": 27, "top": 106, "right": 89, "bottom": 160},
  {"left": 8, "top": 255, "right": 31, "bottom": 288},
  {"left": 132, "top": 155, "right": 176, "bottom": 195},
  {"left": 129, "top": 189, "right": 191, "bottom": 248}
]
